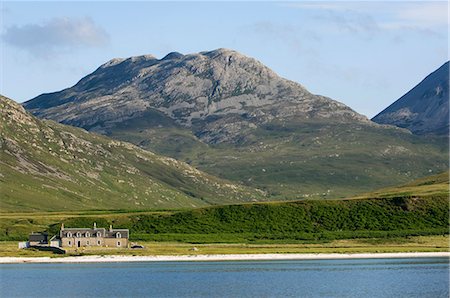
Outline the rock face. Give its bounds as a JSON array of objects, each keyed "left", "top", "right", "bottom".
[
  {"left": 25, "top": 48, "right": 368, "bottom": 144},
  {"left": 1, "top": 95, "right": 263, "bottom": 211},
  {"left": 372, "top": 62, "right": 449, "bottom": 135}
]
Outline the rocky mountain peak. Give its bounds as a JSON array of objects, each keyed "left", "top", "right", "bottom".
[
  {"left": 162, "top": 51, "right": 184, "bottom": 60},
  {"left": 372, "top": 61, "right": 449, "bottom": 135},
  {"left": 199, "top": 48, "right": 245, "bottom": 59},
  {"left": 24, "top": 49, "right": 368, "bottom": 144}
]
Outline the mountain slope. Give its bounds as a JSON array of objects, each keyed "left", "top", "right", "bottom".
[
  {"left": 372, "top": 61, "right": 449, "bottom": 135},
  {"left": 23, "top": 49, "right": 449, "bottom": 199},
  {"left": 0, "top": 95, "right": 264, "bottom": 211},
  {"left": 352, "top": 171, "right": 449, "bottom": 200},
  {"left": 24, "top": 48, "right": 368, "bottom": 144}
]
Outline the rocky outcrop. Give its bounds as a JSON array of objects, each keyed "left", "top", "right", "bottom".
[
  {"left": 24, "top": 48, "right": 368, "bottom": 144},
  {"left": 372, "top": 62, "right": 449, "bottom": 135}
]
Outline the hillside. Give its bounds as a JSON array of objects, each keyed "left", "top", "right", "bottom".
[
  {"left": 373, "top": 61, "right": 449, "bottom": 135},
  {"left": 24, "top": 49, "right": 449, "bottom": 199},
  {"left": 124, "top": 171, "right": 449, "bottom": 242},
  {"left": 0, "top": 95, "right": 264, "bottom": 211},
  {"left": 352, "top": 171, "right": 449, "bottom": 200},
  {"left": 1, "top": 171, "right": 448, "bottom": 243}
]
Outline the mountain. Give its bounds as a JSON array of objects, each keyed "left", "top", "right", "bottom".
[
  {"left": 23, "top": 49, "right": 449, "bottom": 199},
  {"left": 24, "top": 49, "right": 368, "bottom": 144},
  {"left": 372, "top": 62, "right": 449, "bottom": 135},
  {"left": 0, "top": 95, "right": 264, "bottom": 211}
]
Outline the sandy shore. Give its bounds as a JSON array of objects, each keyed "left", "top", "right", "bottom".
[{"left": 1, "top": 252, "right": 449, "bottom": 264}]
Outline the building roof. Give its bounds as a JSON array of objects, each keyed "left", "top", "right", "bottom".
[
  {"left": 49, "top": 235, "right": 60, "bottom": 241},
  {"left": 61, "top": 227, "right": 129, "bottom": 239},
  {"left": 63, "top": 228, "right": 106, "bottom": 232},
  {"left": 29, "top": 233, "right": 48, "bottom": 242}
]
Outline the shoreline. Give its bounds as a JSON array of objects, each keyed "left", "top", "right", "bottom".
[{"left": 1, "top": 252, "right": 449, "bottom": 264}]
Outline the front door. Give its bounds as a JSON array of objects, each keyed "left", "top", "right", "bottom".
[{"left": 77, "top": 241, "right": 81, "bottom": 247}]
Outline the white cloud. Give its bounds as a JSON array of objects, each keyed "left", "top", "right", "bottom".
[
  {"left": 313, "top": 9, "right": 380, "bottom": 37},
  {"left": 241, "top": 21, "right": 321, "bottom": 57},
  {"left": 283, "top": 1, "right": 448, "bottom": 31},
  {"left": 2, "top": 17, "right": 110, "bottom": 57},
  {"left": 384, "top": 2, "right": 448, "bottom": 29}
]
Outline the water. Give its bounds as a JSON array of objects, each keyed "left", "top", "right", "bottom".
[{"left": 1, "top": 258, "right": 448, "bottom": 297}]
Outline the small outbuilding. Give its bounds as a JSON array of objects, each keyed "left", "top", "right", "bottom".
[{"left": 28, "top": 233, "right": 48, "bottom": 246}]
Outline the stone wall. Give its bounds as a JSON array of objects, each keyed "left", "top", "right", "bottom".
[{"left": 61, "top": 237, "right": 128, "bottom": 248}]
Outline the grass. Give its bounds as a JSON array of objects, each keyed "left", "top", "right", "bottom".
[
  {"left": 107, "top": 116, "right": 449, "bottom": 200},
  {"left": 352, "top": 171, "right": 449, "bottom": 200},
  {"left": 1, "top": 235, "right": 447, "bottom": 257},
  {"left": 0, "top": 172, "right": 447, "bottom": 257},
  {"left": 1, "top": 194, "right": 447, "bottom": 244},
  {"left": 3, "top": 95, "right": 448, "bottom": 211},
  {"left": 1, "top": 95, "right": 264, "bottom": 212}
]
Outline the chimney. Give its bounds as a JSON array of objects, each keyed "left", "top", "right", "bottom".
[
  {"left": 60, "top": 223, "right": 64, "bottom": 238},
  {"left": 109, "top": 224, "right": 113, "bottom": 232},
  {"left": 93, "top": 222, "right": 97, "bottom": 229}
]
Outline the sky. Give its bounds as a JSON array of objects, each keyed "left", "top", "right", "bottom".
[{"left": 1, "top": 1, "right": 448, "bottom": 118}]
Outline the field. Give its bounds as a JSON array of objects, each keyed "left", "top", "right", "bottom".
[{"left": 0, "top": 235, "right": 448, "bottom": 258}]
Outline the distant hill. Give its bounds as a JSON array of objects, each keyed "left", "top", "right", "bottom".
[
  {"left": 23, "top": 49, "right": 449, "bottom": 199},
  {"left": 373, "top": 62, "right": 449, "bottom": 135},
  {"left": 0, "top": 95, "right": 263, "bottom": 211}
]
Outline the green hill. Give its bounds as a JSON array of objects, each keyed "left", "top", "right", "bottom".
[
  {"left": 53, "top": 171, "right": 450, "bottom": 243},
  {"left": 0, "top": 95, "right": 264, "bottom": 211},
  {"left": 136, "top": 120, "right": 448, "bottom": 199},
  {"left": 1, "top": 171, "right": 447, "bottom": 243},
  {"left": 352, "top": 171, "right": 449, "bottom": 200}
]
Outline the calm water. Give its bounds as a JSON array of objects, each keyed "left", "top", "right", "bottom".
[{"left": 1, "top": 258, "right": 448, "bottom": 297}]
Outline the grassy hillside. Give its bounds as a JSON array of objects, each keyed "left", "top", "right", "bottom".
[
  {"left": 1, "top": 172, "right": 447, "bottom": 243},
  {"left": 352, "top": 171, "right": 449, "bottom": 199},
  {"left": 108, "top": 118, "right": 449, "bottom": 199},
  {"left": 0, "top": 95, "right": 264, "bottom": 211}
]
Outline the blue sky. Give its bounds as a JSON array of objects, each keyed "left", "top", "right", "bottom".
[{"left": 1, "top": 1, "right": 448, "bottom": 118}]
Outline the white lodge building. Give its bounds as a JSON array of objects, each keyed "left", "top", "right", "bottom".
[{"left": 59, "top": 223, "right": 129, "bottom": 248}]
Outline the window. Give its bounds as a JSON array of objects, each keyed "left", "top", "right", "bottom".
[
  {"left": 87, "top": 241, "right": 90, "bottom": 245},
  {"left": 97, "top": 240, "right": 101, "bottom": 245},
  {"left": 68, "top": 241, "right": 71, "bottom": 246},
  {"left": 86, "top": 232, "right": 90, "bottom": 237},
  {"left": 117, "top": 241, "right": 121, "bottom": 247},
  {"left": 67, "top": 232, "right": 72, "bottom": 237},
  {"left": 96, "top": 232, "right": 101, "bottom": 237},
  {"left": 76, "top": 232, "right": 81, "bottom": 238},
  {"left": 116, "top": 232, "right": 121, "bottom": 238}
]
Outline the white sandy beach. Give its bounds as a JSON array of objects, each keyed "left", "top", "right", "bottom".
[{"left": 1, "top": 252, "right": 448, "bottom": 264}]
